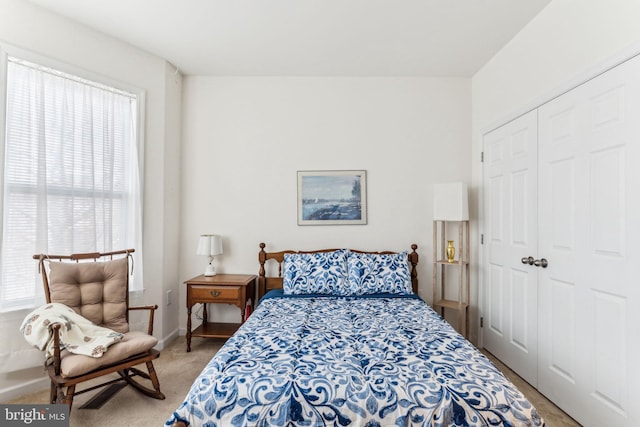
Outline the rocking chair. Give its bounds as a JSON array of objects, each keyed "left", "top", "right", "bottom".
[{"left": 32, "top": 249, "right": 165, "bottom": 410}]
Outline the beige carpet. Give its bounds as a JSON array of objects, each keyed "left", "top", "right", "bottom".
[{"left": 9, "top": 336, "right": 580, "bottom": 426}]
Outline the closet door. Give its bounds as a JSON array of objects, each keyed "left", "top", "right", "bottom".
[
  {"left": 482, "top": 110, "right": 539, "bottom": 386},
  {"left": 538, "top": 54, "right": 640, "bottom": 426}
]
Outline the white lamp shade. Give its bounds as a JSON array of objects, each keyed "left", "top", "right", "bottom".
[
  {"left": 433, "top": 182, "right": 469, "bottom": 221},
  {"left": 196, "top": 234, "right": 223, "bottom": 256}
]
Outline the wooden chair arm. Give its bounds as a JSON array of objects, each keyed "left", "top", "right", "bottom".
[
  {"left": 50, "top": 323, "right": 62, "bottom": 376},
  {"left": 128, "top": 305, "right": 158, "bottom": 335}
]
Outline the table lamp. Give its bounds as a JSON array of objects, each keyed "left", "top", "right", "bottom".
[{"left": 197, "top": 234, "right": 223, "bottom": 276}]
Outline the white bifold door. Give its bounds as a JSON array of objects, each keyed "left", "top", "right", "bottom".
[
  {"left": 483, "top": 109, "right": 539, "bottom": 387},
  {"left": 483, "top": 54, "right": 640, "bottom": 427}
]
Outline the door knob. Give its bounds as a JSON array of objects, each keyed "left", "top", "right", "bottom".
[
  {"left": 533, "top": 258, "right": 548, "bottom": 268},
  {"left": 521, "top": 256, "right": 534, "bottom": 265}
]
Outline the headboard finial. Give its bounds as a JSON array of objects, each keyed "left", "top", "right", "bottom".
[{"left": 408, "top": 244, "right": 419, "bottom": 294}]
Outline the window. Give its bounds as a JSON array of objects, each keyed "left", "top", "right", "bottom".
[{"left": 0, "top": 55, "right": 144, "bottom": 310}]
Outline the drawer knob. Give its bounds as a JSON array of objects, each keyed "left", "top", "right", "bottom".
[{"left": 210, "top": 290, "right": 221, "bottom": 297}]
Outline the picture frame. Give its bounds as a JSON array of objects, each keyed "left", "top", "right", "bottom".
[{"left": 297, "top": 170, "right": 367, "bottom": 225}]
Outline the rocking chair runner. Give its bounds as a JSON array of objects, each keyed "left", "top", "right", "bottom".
[{"left": 32, "top": 249, "right": 165, "bottom": 410}]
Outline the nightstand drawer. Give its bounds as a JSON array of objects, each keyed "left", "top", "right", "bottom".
[{"left": 190, "top": 285, "right": 241, "bottom": 303}]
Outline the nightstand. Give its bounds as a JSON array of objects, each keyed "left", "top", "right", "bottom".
[{"left": 184, "top": 274, "right": 256, "bottom": 352}]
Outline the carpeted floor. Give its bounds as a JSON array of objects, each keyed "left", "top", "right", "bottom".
[{"left": 9, "top": 336, "right": 580, "bottom": 426}]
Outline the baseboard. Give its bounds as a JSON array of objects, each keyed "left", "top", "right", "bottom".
[
  {"left": 156, "top": 328, "right": 180, "bottom": 350},
  {"left": 0, "top": 376, "right": 49, "bottom": 403}
]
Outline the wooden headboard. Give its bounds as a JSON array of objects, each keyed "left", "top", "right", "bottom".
[{"left": 257, "top": 243, "right": 419, "bottom": 301}]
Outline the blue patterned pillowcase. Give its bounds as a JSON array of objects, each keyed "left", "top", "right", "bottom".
[
  {"left": 347, "top": 252, "right": 413, "bottom": 295},
  {"left": 283, "top": 250, "right": 349, "bottom": 295}
]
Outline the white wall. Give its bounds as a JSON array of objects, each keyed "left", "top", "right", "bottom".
[
  {"left": 0, "top": 0, "right": 181, "bottom": 400},
  {"left": 180, "top": 76, "right": 471, "bottom": 328},
  {"left": 160, "top": 62, "right": 183, "bottom": 342},
  {"left": 471, "top": 0, "right": 640, "bottom": 344},
  {"left": 473, "top": 0, "right": 640, "bottom": 131}
]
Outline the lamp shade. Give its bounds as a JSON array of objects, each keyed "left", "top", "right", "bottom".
[
  {"left": 196, "top": 234, "right": 223, "bottom": 256},
  {"left": 433, "top": 182, "right": 469, "bottom": 221}
]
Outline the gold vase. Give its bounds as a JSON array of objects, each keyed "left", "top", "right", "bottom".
[{"left": 446, "top": 240, "right": 455, "bottom": 263}]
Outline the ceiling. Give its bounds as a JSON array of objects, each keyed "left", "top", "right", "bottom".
[{"left": 26, "top": 0, "right": 551, "bottom": 77}]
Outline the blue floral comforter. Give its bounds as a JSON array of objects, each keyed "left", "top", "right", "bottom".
[{"left": 166, "top": 292, "right": 544, "bottom": 426}]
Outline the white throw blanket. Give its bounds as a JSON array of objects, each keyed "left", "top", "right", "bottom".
[{"left": 20, "top": 303, "right": 124, "bottom": 360}]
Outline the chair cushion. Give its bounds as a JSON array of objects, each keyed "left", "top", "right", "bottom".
[
  {"left": 60, "top": 331, "right": 157, "bottom": 378},
  {"left": 48, "top": 257, "right": 129, "bottom": 333}
]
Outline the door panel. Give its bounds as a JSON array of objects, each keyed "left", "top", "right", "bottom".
[
  {"left": 548, "top": 278, "right": 575, "bottom": 382},
  {"left": 483, "top": 109, "right": 538, "bottom": 386},
  {"left": 592, "top": 289, "right": 626, "bottom": 413}
]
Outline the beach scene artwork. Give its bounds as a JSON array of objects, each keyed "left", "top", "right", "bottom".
[{"left": 298, "top": 170, "right": 367, "bottom": 225}]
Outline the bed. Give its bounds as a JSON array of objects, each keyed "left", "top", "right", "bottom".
[{"left": 166, "top": 243, "right": 544, "bottom": 427}]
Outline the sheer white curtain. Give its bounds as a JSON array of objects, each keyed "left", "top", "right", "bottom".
[{"left": 0, "top": 56, "right": 143, "bottom": 372}]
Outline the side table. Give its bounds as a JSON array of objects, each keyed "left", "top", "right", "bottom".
[{"left": 184, "top": 274, "right": 256, "bottom": 352}]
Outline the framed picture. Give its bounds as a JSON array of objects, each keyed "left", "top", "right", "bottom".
[{"left": 297, "top": 170, "right": 367, "bottom": 225}]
